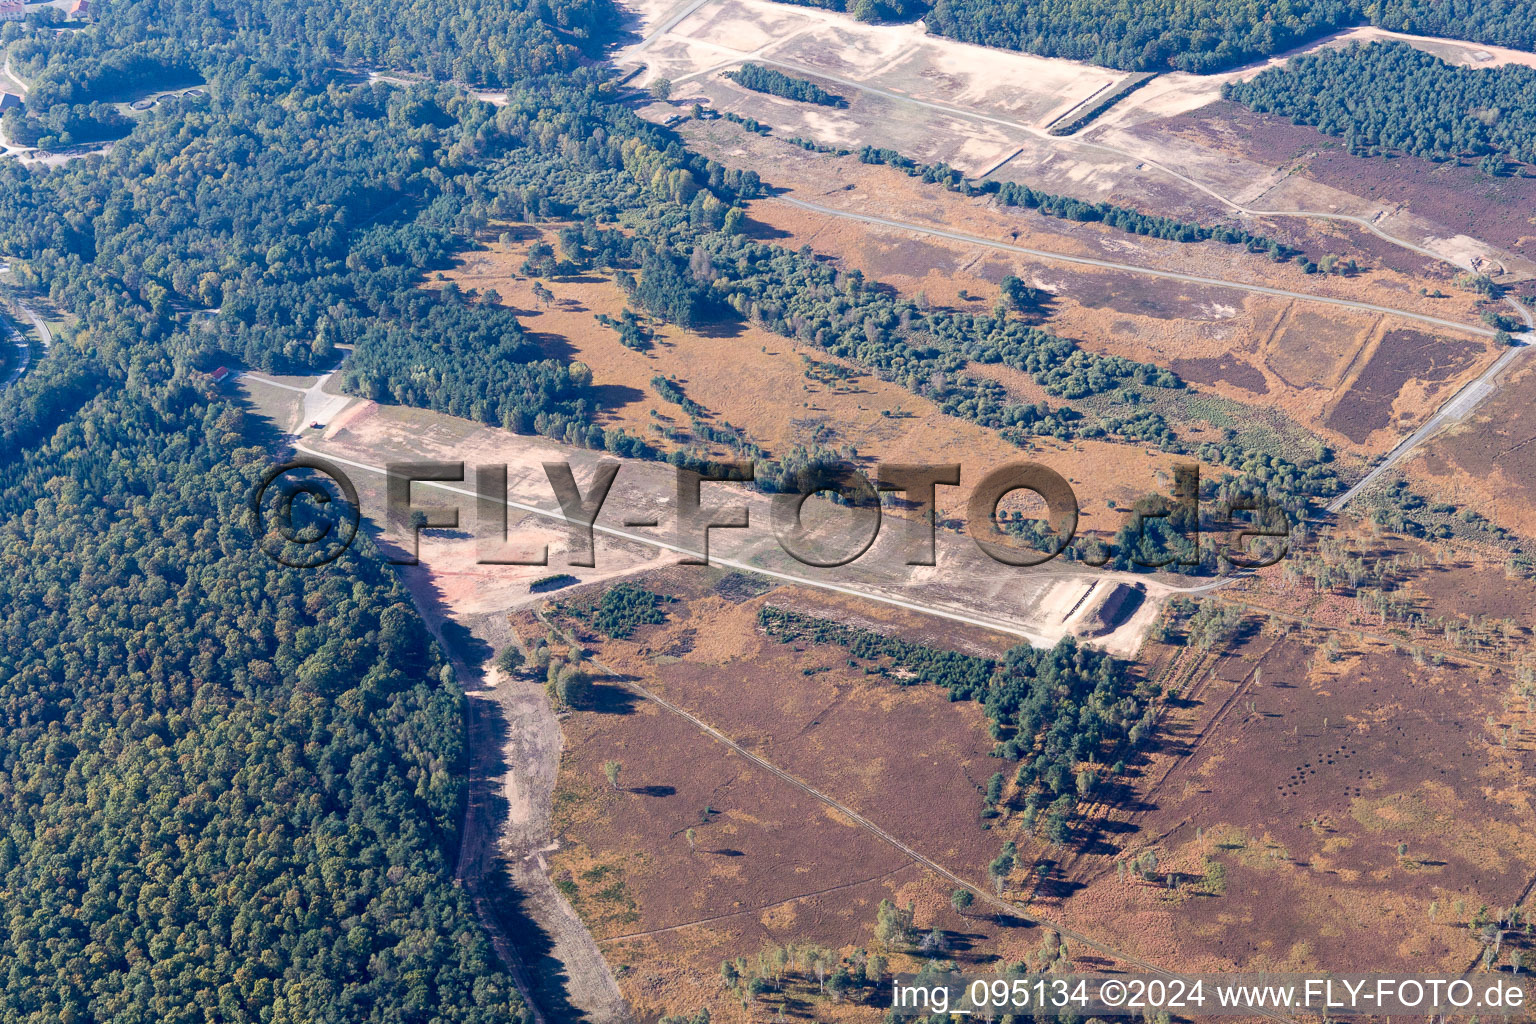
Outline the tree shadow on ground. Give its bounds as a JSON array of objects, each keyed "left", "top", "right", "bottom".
[
  {"left": 461, "top": 684, "right": 598, "bottom": 1021},
  {"left": 583, "top": 680, "right": 642, "bottom": 714}
]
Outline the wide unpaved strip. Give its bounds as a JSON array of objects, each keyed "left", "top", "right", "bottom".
[{"left": 409, "top": 582, "right": 635, "bottom": 1023}]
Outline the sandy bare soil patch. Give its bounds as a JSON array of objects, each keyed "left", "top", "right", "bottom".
[
  {"left": 295, "top": 394, "right": 1211, "bottom": 657},
  {"left": 629, "top": 0, "right": 1126, "bottom": 130},
  {"left": 622, "top": 0, "right": 1536, "bottom": 279}
]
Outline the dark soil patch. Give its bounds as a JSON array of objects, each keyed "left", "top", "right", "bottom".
[
  {"left": 1172, "top": 354, "right": 1270, "bottom": 394},
  {"left": 1064, "top": 269, "right": 1241, "bottom": 321},
  {"left": 1326, "top": 329, "right": 1480, "bottom": 443}
]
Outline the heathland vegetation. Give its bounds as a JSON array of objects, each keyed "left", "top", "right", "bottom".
[{"left": 758, "top": 607, "right": 1155, "bottom": 841}]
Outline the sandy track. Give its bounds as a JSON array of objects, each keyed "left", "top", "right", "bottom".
[{"left": 431, "top": 604, "right": 635, "bottom": 1023}]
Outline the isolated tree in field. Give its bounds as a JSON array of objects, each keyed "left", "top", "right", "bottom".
[
  {"left": 686, "top": 828, "right": 696, "bottom": 853},
  {"left": 989, "top": 840, "right": 1018, "bottom": 890},
  {"left": 530, "top": 280, "right": 554, "bottom": 308},
  {"left": 648, "top": 77, "right": 672, "bottom": 101},
  {"left": 555, "top": 664, "right": 591, "bottom": 706},
  {"left": 1000, "top": 274, "right": 1043, "bottom": 312},
  {"left": 951, "top": 888, "right": 974, "bottom": 915},
  {"left": 603, "top": 760, "right": 622, "bottom": 790},
  {"left": 495, "top": 645, "right": 523, "bottom": 676}
]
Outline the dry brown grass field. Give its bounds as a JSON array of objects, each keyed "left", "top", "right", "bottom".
[{"left": 439, "top": 230, "right": 1235, "bottom": 536}]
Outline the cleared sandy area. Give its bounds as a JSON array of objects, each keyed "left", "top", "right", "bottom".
[
  {"left": 265, "top": 390, "right": 1185, "bottom": 656},
  {"left": 622, "top": 0, "right": 1130, "bottom": 174},
  {"left": 621, "top": 0, "right": 1536, "bottom": 278}
]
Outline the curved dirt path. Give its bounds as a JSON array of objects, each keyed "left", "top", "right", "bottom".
[{"left": 461, "top": 657, "right": 636, "bottom": 1024}]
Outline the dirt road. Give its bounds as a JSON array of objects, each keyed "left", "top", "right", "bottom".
[
  {"left": 775, "top": 196, "right": 1500, "bottom": 337},
  {"left": 411, "top": 594, "right": 633, "bottom": 1023}
]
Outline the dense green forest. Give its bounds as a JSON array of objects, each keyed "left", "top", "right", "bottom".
[
  {"left": 1225, "top": 40, "right": 1536, "bottom": 168},
  {"left": 0, "top": 389, "right": 528, "bottom": 1023},
  {"left": 764, "top": 0, "right": 1536, "bottom": 72},
  {"left": 725, "top": 63, "right": 847, "bottom": 106},
  {"left": 0, "top": 0, "right": 656, "bottom": 1016}
]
